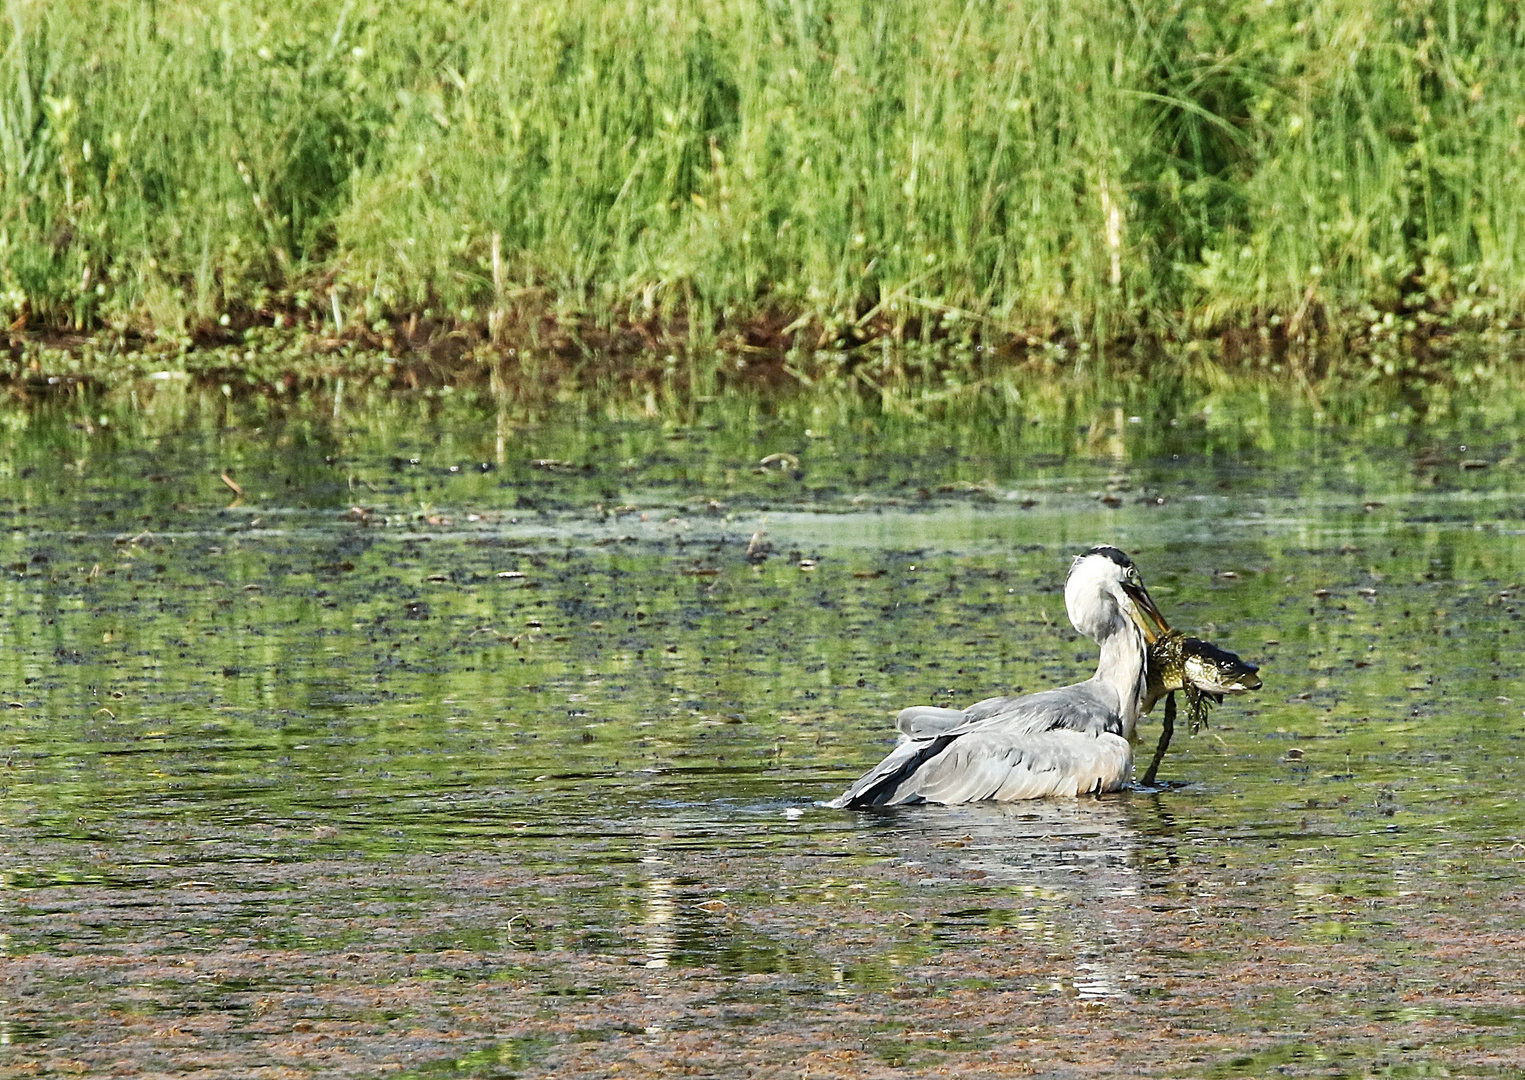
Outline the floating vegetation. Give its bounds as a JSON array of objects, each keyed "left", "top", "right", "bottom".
[
  {"left": 2, "top": 0, "right": 1525, "bottom": 385},
  {"left": 0, "top": 389, "right": 1524, "bottom": 1075}
]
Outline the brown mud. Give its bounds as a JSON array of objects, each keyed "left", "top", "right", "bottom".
[{"left": 7, "top": 815, "right": 1525, "bottom": 1079}]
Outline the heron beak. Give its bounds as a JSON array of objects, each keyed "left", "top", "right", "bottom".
[{"left": 1122, "top": 582, "right": 1170, "bottom": 643}]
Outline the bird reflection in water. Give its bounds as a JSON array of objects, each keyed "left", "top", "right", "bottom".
[
  {"left": 860, "top": 798, "right": 1149, "bottom": 1000},
  {"left": 639, "top": 853, "right": 677, "bottom": 969}
]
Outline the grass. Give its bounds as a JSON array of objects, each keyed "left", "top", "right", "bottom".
[{"left": 3, "top": 0, "right": 1525, "bottom": 385}]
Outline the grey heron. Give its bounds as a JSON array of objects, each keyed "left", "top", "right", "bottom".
[{"left": 825, "top": 545, "right": 1169, "bottom": 808}]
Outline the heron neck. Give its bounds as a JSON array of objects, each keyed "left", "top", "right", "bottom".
[{"left": 1093, "top": 622, "right": 1148, "bottom": 738}]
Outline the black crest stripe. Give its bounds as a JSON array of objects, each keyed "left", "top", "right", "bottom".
[{"left": 1083, "top": 545, "right": 1132, "bottom": 568}]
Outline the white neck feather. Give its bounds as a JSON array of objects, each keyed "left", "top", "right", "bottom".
[{"left": 1092, "top": 618, "right": 1148, "bottom": 739}]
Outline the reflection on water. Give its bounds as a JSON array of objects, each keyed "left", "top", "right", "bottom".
[
  {"left": 1, "top": 382, "right": 1525, "bottom": 1077},
  {"left": 639, "top": 855, "right": 677, "bottom": 969},
  {"left": 853, "top": 800, "right": 1147, "bottom": 1001}
]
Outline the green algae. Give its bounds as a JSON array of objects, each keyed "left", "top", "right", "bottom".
[{"left": 0, "top": 384, "right": 1523, "bottom": 1076}]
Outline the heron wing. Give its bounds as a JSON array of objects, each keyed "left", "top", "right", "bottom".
[
  {"left": 939, "top": 683, "right": 1124, "bottom": 738},
  {"left": 826, "top": 729, "right": 1131, "bottom": 807},
  {"left": 896, "top": 706, "right": 970, "bottom": 738},
  {"left": 912, "top": 729, "right": 1132, "bottom": 804},
  {"left": 829, "top": 682, "right": 1130, "bottom": 809},
  {"left": 823, "top": 733, "right": 957, "bottom": 808}
]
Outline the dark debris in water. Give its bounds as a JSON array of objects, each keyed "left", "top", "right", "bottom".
[
  {"left": 6, "top": 820, "right": 1525, "bottom": 1079},
  {"left": 2, "top": 390, "right": 1525, "bottom": 1077}
]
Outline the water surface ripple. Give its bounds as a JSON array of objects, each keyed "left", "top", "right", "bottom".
[{"left": 2, "top": 390, "right": 1524, "bottom": 1078}]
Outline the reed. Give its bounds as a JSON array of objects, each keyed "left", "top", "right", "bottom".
[{"left": 2, "top": 0, "right": 1523, "bottom": 371}]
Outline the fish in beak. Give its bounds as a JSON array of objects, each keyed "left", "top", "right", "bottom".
[
  {"left": 1122, "top": 581, "right": 1171, "bottom": 643},
  {"left": 1182, "top": 640, "right": 1262, "bottom": 694}
]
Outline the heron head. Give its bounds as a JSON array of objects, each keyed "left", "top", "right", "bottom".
[{"left": 1065, "top": 546, "right": 1170, "bottom": 644}]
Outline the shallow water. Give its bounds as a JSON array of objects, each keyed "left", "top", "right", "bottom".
[{"left": 2, "top": 382, "right": 1525, "bottom": 1078}]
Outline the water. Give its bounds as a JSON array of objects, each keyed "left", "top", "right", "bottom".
[{"left": 2, "top": 381, "right": 1525, "bottom": 1078}]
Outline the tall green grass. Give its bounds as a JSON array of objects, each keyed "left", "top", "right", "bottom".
[{"left": 2, "top": 0, "right": 1524, "bottom": 360}]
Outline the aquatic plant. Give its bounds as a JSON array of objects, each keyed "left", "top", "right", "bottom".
[{"left": 1, "top": 0, "right": 1524, "bottom": 378}]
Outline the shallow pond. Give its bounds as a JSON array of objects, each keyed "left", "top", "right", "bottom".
[{"left": 2, "top": 381, "right": 1524, "bottom": 1078}]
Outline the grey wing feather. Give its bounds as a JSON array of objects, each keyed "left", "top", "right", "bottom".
[
  {"left": 963, "top": 695, "right": 1023, "bottom": 723},
  {"left": 896, "top": 707, "right": 969, "bottom": 738},
  {"left": 906, "top": 729, "right": 1131, "bottom": 804},
  {"left": 827, "top": 681, "right": 1130, "bottom": 809},
  {"left": 892, "top": 691, "right": 1100, "bottom": 741},
  {"left": 826, "top": 727, "right": 1131, "bottom": 807},
  {"left": 954, "top": 685, "right": 1125, "bottom": 738},
  {"left": 822, "top": 734, "right": 955, "bottom": 809}
]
